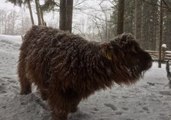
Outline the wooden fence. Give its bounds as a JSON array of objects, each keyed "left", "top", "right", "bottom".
[
  {"left": 165, "top": 51, "right": 171, "bottom": 60},
  {"left": 146, "top": 50, "right": 171, "bottom": 61}
]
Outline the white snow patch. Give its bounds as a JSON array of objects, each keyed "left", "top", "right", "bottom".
[
  {"left": 166, "top": 51, "right": 171, "bottom": 54},
  {"left": 162, "top": 44, "right": 167, "bottom": 48}
]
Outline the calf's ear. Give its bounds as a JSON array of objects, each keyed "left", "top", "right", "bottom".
[{"left": 100, "top": 43, "right": 113, "bottom": 60}]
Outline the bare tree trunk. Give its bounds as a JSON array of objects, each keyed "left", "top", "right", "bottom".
[
  {"left": 40, "top": 8, "right": 46, "bottom": 26},
  {"left": 66, "top": 0, "right": 73, "bottom": 33},
  {"left": 35, "top": 0, "right": 41, "bottom": 25},
  {"left": 117, "top": 0, "right": 125, "bottom": 34},
  {"left": 59, "top": 0, "right": 73, "bottom": 32},
  {"left": 21, "top": 11, "right": 24, "bottom": 34},
  {"left": 134, "top": 0, "right": 142, "bottom": 43},
  {"left": 11, "top": 11, "right": 15, "bottom": 35},
  {"left": 93, "top": 18, "right": 103, "bottom": 41},
  {"left": 27, "top": 0, "right": 34, "bottom": 25},
  {"left": 60, "top": 0, "right": 66, "bottom": 30},
  {"left": 5, "top": 14, "right": 7, "bottom": 34},
  {"left": 159, "top": 0, "right": 163, "bottom": 68},
  {"left": 0, "top": 14, "right": 1, "bottom": 33},
  {"left": 100, "top": 4, "right": 109, "bottom": 41}
]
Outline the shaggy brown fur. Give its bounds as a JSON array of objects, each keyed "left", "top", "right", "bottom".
[{"left": 18, "top": 25, "right": 152, "bottom": 120}]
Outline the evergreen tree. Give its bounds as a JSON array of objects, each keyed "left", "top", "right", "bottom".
[
  {"left": 163, "top": 0, "right": 171, "bottom": 49},
  {"left": 141, "top": 0, "right": 159, "bottom": 50},
  {"left": 110, "top": 0, "right": 161, "bottom": 50}
]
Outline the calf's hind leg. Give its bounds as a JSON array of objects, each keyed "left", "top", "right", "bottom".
[{"left": 18, "top": 59, "right": 32, "bottom": 95}]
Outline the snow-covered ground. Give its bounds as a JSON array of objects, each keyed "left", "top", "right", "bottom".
[{"left": 0, "top": 35, "right": 171, "bottom": 120}]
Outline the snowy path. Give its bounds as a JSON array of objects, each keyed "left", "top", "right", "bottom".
[{"left": 0, "top": 35, "right": 171, "bottom": 120}]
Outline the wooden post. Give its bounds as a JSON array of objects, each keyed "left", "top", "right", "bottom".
[
  {"left": 159, "top": 0, "right": 163, "bottom": 68},
  {"left": 161, "top": 47, "right": 166, "bottom": 62}
]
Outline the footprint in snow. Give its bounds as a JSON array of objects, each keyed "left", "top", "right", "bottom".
[
  {"left": 159, "top": 91, "right": 171, "bottom": 96},
  {"left": 104, "top": 103, "right": 117, "bottom": 111},
  {"left": 69, "top": 110, "right": 91, "bottom": 120},
  {"left": 0, "top": 85, "right": 7, "bottom": 94},
  {"left": 142, "top": 106, "right": 150, "bottom": 113}
]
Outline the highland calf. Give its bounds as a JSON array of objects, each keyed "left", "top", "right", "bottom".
[{"left": 18, "top": 26, "right": 152, "bottom": 120}]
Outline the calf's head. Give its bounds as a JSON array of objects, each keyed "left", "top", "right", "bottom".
[{"left": 101, "top": 33, "right": 152, "bottom": 84}]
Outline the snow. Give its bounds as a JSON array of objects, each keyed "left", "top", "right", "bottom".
[
  {"left": 0, "top": 35, "right": 171, "bottom": 120},
  {"left": 0, "top": 0, "right": 20, "bottom": 11},
  {"left": 166, "top": 51, "right": 171, "bottom": 54},
  {"left": 162, "top": 44, "right": 167, "bottom": 48}
]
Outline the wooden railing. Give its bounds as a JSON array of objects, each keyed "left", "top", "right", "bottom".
[
  {"left": 165, "top": 51, "right": 171, "bottom": 61},
  {"left": 146, "top": 50, "right": 171, "bottom": 61}
]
